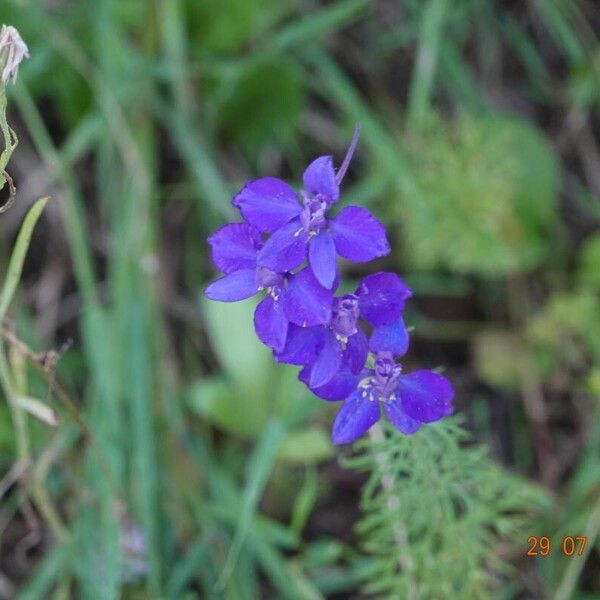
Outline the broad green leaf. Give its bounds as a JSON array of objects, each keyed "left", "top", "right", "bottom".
[
  {"left": 201, "top": 296, "right": 271, "bottom": 397},
  {"left": 214, "top": 57, "right": 304, "bottom": 153},
  {"left": 187, "top": 0, "right": 292, "bottom": 56},
  {"left": 279, "top": 427, "right": 333, "bottom": 464},
  {"left": 186, "top": 376, "right": 270, "bottom": 438}
]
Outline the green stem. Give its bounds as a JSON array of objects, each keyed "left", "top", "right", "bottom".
[
  {"left": 555, "top": 493, "right": 600, "bottom": 600},
  {"left": 368, "top": 423, "right": 416, "bottom": 599},
  {"left": 4, "top": 344, "right": 68, "bottom": 541},
  {"left": 0, "top": 344, "right": 28, "bottom": 463}
]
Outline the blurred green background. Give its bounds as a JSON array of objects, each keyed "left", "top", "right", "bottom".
[{"left": 0, "top": 0, "right": 599, "bottom": 598}]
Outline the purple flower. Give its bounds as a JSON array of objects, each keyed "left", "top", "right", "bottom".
[
  {"left": 277, "top": 272, "right": 412, "bottom": 389},
  {"left": 331, "top": 351, "right": 454, "bottom": 445},
  {"left": 202, "top": 123, "right": 456, "bottom": 445},
  {"left": 204, "top": 223, "right": 333, "bottom": 353},
  {"left": 232, "top": 127, "right": 390, "bottom": 289}
]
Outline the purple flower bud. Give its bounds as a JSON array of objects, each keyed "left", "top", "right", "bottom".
[{"left": 331, "top": 295, "right": 360, "bottom": 339}]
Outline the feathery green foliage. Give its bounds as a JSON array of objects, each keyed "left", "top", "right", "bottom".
[{"left": 345, "top": 420, "right": 549, "bottom": 599}]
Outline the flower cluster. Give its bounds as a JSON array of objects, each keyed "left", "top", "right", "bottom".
[{"left": 204, "top": 127, "right": 454, "bottom": 443}]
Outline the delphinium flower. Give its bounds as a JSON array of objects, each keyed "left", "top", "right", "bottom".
[
  {"left": 330, "top": 347, "right": 454, "bottom": 445},
  {"left": 231, "top": 125, "right": 390, "bottom": 289},
  {"left": 300, "top": 302, "right": 454, "bottom": 443},
  {"left": 276, "top": 272, "right": 412, "bottom": 389},
  {"left": 204, "top": 222, "right": 333, "bottom": 353}
]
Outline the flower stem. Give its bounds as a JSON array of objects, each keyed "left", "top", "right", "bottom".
[{"left": 368, "top": 422, "right": 416, "bottom": 598}]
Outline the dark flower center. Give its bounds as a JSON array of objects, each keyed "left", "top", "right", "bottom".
[{"left": 331, "top": 294, "right": 359, "bottom": 340}]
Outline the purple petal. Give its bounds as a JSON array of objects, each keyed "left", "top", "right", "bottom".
[
  {"left": 299, "top": 363, "right": 361, "bottom": 401},
  {"left": 397, "top": 370, "right": 454, "bottom": 423},
  {"left": 384, "top": 399, "right": 421, "bottom": 435},
  {"left": 331, "top": 388, "right": 380, "bottom": 444},
  {"left": 309, "top": 332, "right": 343, "bottom": 388},
  {"left": 204, "top": 269, "right": 257, "bottom": 302},
  {"left": 208, "top": 222, "right": 262, "bottom": 274},
  {"left": 232, "top": 177, "right": 301, "bottom": 232},
  {"left": 282, "top": 268, "right": 333, "bottom": 327},
  {"left": 303, "top": 156, "right": 339, "bottom": 201},
  {"left": 276, "top": 324, "right": 325, "bottom": 365},
  {"left": 330, "top": 206, "right": 390, "bottom": 262},
  {"left": 257, "top": 218, "right": 308, "bottom": 273},
  {"left": 357, "top": 272, "right": 412, "bottom": 326},
  {"left": 369, "top": 318, "right": 409, "bottom": 356},
  {"left": 254, "top": 295, "right": 288, "bottom": 353},
  {"left": 309, "top": 231, "right": 337, "bottom": 288},
  {"left": 344, "top": 328, "right": 368, "bottom": 373}
]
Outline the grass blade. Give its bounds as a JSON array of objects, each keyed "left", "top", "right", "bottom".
[
  {"left": 217, "top": 419, "right": 285, "bottom": 589},
  {"left": 0, "top": 196, "right": 48, "bottom": 322}
]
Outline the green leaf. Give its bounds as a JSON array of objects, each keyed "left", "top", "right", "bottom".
[
  {"left": 16, "top": 539, "right": 71, "bottom": 600},
  {"left": 0, "top": 402, "right": 15, "bottom": 453},
  {"left": 472, "top": 330, "right": 526, "bottom": 391},
  {"left": 269, "top": 0, "right": 369, "bottom": 52},
  {"left": 202, "top": 296, "right": 272, "bottom": 396},
  {"left": 187, "top": 0, "right": 292, "bottom": 56},
  {"left": 214, "top": 57, "right": 305, "bottom": 153},
  {"left": 218, "top": 419, "right": 285, "bottom": 588},
  {"left": 577, "top": 233, "right": 600, "bottom": 289},
  {"left": 0, "top": 197, "right": 49, "bottom": 322},
  {"left": 527, "top": 290, "right": 600, "bottom": 364},
  {"left": 289, "top": 467, "right": 319, "bottom": 537},
  {"left": 279, "top": 427, "right": 334, "bottom": 465},
  {"left": 186, "top": 376, "right": 270, "bottom": 438}
]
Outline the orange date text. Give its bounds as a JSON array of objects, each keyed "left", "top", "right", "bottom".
[{"left": 527, "top": 535, "right": 587, "bottom": 557}]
